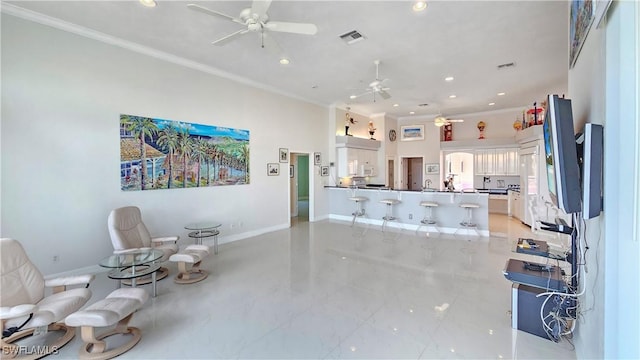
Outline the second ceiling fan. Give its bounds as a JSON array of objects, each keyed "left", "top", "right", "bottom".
[
  {"left": 350, "top": 60, "right": 392, "bottom": 102},
  {"left": 187, "top": 0, "right": 318, "bottom": 54}
]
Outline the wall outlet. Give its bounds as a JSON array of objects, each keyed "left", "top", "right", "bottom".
[
  {"left": 229, "top": 223, "right": 235, "bottom": 229},
  {"left": 408, "top": 213, "right": 413, "bottom": 220},
  {"left": 52, "top": 255, "right": 59, "bottom": 262}
]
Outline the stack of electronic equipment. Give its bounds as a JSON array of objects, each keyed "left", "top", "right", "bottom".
[{"left": 503, "top": 234, "right": 577, "bottom": 342}]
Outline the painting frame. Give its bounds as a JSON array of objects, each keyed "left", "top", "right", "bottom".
[
  {"left": 279, "top": 148, "right": 289, "bottom": 163},
  {"left": 321, "top": 166, "right": 329, "bottom": 177},
  {"left": 314, "top": 152, "right": 321, "bottom": 165},
  {"left": 267, "top": 163, "right": 280, "bottom": 176},
  {"left": 425, "top": 163, "right": 440, "bottom": 174},
  {"left": 289, "top": 165, "right": 294, "bottom": 178},
  {"left": 569, "top": 0, "right": 595, "bottom": 68},
  {"left": 400, "top": 125, "right": 425, "bottom": 141}
]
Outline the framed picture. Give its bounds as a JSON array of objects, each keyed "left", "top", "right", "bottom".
[
  {"left": 267, "top": 163, "right": 279, "bottom": 176},
  {"left": 425, "top": 163, "right": 440, "bottom": 174},
  {"left": 321, "top": 166, "right": 329, "bottom": 177},
  {"left": 400, "top": 125, "right": 425, "bottom": 141},
  {"left": 314, "top": 152, "right": 321, "bottom": 165},
  {"left": 289, "top": 165, "right": 294, "bottom": 178},
  {"left": 279, "top": 148, "right": 289, "bottom": 163},
  {"left": 569, "top": 0, "right": 594, "bottom": 68}
]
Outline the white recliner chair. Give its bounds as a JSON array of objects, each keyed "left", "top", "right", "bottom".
[
  {"left": 107, "top": 206, "right": 179, "bottom": 283},
  {"left": 0, "top": 238, "right": 95, "bottom": 359}
]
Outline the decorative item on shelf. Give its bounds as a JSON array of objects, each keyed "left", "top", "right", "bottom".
[
  {"left": 442, "top": 123, "right": 453, "bottom": 141},
  {"left": 527, "top": 102, "right": 544, "bottom": 126},
  {"left": 345, "top": 107, "right": 357, "bottom": 136},
  {"left": 477, "top": 121, "right": 486, "bottom": 139},
  {"left": 513, "top": 119, "right": 523, "bottom": 131},
  {"left": 368, "top": 121, "right": 376, "bottom": 140}
]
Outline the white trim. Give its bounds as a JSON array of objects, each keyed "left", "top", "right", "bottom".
[
  {"left": 0, "top": 3, "right": 326, "bottom": 109},
  {"left": 202, "top": 223, "right": 290, "bottom": 246}
]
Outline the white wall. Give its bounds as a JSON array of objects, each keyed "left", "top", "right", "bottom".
[
  {"left": 440, "top": 108, "right": 527, "bottom": 142},
  {"left": 1, "top": 15, "right": 329, "bottom": 275},
  {"left": 601, "top": 1, "right": 640, "bottom": 358}
]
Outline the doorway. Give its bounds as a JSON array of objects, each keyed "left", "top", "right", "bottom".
[
  {"left": 402, "top": 157, "right": 423, "bottom": 190},
  {"left": 387, "top": 157, "right": 395, "bottom": 189},
  {"left": 443, "top": 151, "right": 474, "bottom": 190},
  {"left": 290, "top": 153, "right": 309, "bottom": 223}
]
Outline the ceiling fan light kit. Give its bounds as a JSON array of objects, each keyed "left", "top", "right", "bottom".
[{"left": 350, "top": 60, "right": 392, "bottom": 102}]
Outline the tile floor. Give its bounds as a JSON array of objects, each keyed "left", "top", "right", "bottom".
[{"left": 50, "top": 214, "right": 577, "bottom": 359}]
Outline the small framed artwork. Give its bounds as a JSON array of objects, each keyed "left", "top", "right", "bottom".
[
  {"left": 425, "top": 163, "right": 440, "bottom": 174},
  {"left": 400, "top": 125, "right": 425, "bottom": 141},
  {"left": 279, "top": 148, "right": 289, "bottom": 163},
  {"left": 289, "top": 165, "right": 294, "bottom": 178},
  {"left": 314, "top": 152, "right": 321, "bottom": 165},
  {"left": 267, "top": 163, "right": 280, "bottom": 176},
  {"left": 321, "top": 166, "right": 329, "bottom": 177}
]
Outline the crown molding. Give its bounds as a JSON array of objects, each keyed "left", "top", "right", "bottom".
[{"left": 1, "top": 3, "right": 328, "bottom": 109}]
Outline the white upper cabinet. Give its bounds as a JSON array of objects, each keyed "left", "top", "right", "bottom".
[{"left": 474, "top": 148, "right": 519, "bottom": 175}]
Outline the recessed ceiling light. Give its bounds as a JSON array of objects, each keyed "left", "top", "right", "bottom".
[
  {"left": 409, "top": 111, "right": 415, "bottom": 115},
  {"left": 279, "top": 58, "right": 290, "bottom": 65},
  {"left": 393, "top": 104, "right": 399, "bottom": 107},
  {"left": 139, "top": 0, "right": 156, "bottom": 7},
  {"left": 412, "top": 1, "right": 427, "bottom": 12},
  {"left": 311, "top": 85, "right": 318, "bottom": 89},
  {"left": 488, "top": 102, "right": 495, "bottom": 106},
  {"left": 449, "top": 95, "right": 457, "bottom": 99},
  {"left": 445, "top": 76, "right": 454, "bottom": 82},
  {"left": 497, "top": 92, "right": 505, "bottom": 96},
  {"left": 350, "top": 95, "right": 357, "bottom": 99}
]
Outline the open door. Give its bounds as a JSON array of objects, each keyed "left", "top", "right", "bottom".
[{"left": 290, "top": 153, "right": 309, "bottom": 224}]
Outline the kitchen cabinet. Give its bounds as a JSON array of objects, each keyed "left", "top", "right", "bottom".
[
  {"left": 475, "top": 148, "right": 519, "bottom": 175},
  {"left": 337, "top": 148, "right": 377, "bottom": 177}
]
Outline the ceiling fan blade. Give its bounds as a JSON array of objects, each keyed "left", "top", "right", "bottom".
[
  {"left": 212, "top": 29, "right": 250, "bottom": 46},
  {"left": 350, "top": 90, "right": 373, "bottom": 99},
  {"left": 264, "top": 21, "right": 318, "bottom": 35},
  {"left": 449, "top": 119, "right": 465, "bottom": 123},
  {"left": 251, "top": 0, "right": 272, "bottom": 21},
  {"left": 187, "top": 4, "right": 244, "bottom": 25},
  {"left": 378, "top": 90, "right": 391, "bottom": 100}
]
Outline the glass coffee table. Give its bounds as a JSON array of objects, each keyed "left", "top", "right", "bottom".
[
  {"left": 184, "top": 222, "right": 222, "bottom": 254},
  {"left": 99, "top": 249, "right": 164, "bottom": 297}
]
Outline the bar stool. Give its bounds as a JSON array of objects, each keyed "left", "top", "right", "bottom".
[
  {"left": 456, "top": 189, "right": 480, "bottom": 237},
  {"left": 417, "top": 200, "right": 439, "bottom": 235},
  {"left": 379, "top": 197, "right": 401, "bottom": 232},
  {"left": 348, "top": 195, "right": 369, "bottom": 226}
]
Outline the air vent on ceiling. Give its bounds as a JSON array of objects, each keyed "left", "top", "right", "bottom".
[
  {"left": 497, "top": 62, "right": 516, "bottom": 69},
  {"left": 418, "top": 103, "right": 429, "bottom": 107},
  {"left": 339, "top": 30, "right": 366, "bottom": 45}
]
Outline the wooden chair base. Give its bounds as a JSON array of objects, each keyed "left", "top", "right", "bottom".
[
  {"left": 121, "top": 266, "right": 168, "bottom": 286},
  {"left": 78, "top": 314, "right": 141, "bottom": 360},
  {"left": 1, "top": 323, "right": 75, "bottom": 360},
  {"left": 174, "top": 269, "right": 208, "bottom": 284}
]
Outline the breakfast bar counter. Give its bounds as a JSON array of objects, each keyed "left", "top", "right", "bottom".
[{"left": 326, "top": 187, "right": 490, "bottom": 236}]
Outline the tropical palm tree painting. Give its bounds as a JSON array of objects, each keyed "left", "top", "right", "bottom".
[{"left": 120, "top": 114, "right": 250, "bottom": 191}]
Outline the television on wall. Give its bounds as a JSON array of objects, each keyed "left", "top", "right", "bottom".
[
  {"left": 576, "top": 123, "right": 604, "bottom": 219},
  {"left": 543, "top": 94, "right": 582, "bottom": 214}
]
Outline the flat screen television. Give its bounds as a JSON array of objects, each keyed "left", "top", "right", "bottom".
[
  {"left": 543, "top": 94, "right": 582, "bottom": 214},
  {"left": 576, "top": 123, "right": 604, "bottom": 219}
]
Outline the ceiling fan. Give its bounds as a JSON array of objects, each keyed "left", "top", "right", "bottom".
[
  {"left": 433, "top": 115, "right": 464, "bottom": 127},
  {"left": 187, "top": 1, "right": 318, "bottom": 54},
  {"left": 349, "top": 60, "right": 391, "bottom": 102}
]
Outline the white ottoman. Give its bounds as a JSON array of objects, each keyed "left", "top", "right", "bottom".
[
  {"left": 65, "top": 288, "right": 149, "bottom": 360},
  {"left": 169, "top": 244, "right": 210, "bottom": 284}
]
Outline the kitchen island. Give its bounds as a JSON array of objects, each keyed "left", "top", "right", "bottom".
[{"left": 327, "top": 187, "right": 490, "bottom": 237}]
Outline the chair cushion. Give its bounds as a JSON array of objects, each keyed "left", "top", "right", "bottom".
[
  {"left": 348, "top": 196, "right": 369, "bottom": 202},
  {"left": 380, "top": 199, "right": 401, "bottom": 205},
  {"left": 170, "top": 245, "right": 210, "bottom": 264},
  {"left": 65, "top": 288, "right": 148, "bottom": 328},
  {"left": 154, "top": 243, "right": 179, "bottom": 261},
  {"left": 460, "top": 203, "right": 480, "bottom": 208},
  {"left": 420, "top": 201, "right": 438, "bottom": 207},
  {"left": 4, "top": 288, "right": 91, "bottom": 329}
]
